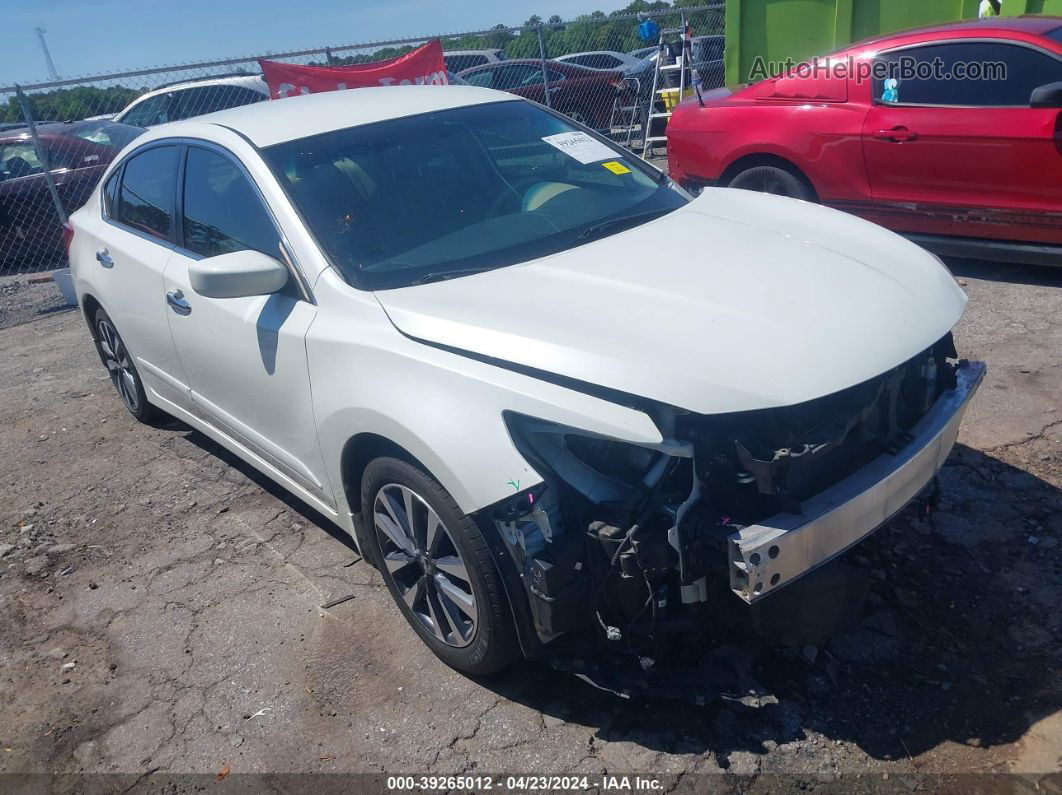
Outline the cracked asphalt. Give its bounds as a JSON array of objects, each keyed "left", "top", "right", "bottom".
[{"left": 0, "top": 258, "right": 1059, "bottom": 792}]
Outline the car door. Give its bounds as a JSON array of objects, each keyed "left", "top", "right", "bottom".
[
  {"left": 862, "top": 40, "right": 1062, "bottom": 243},
  {"left": 162, "top": 143, "right": 334, "bottom": 506},
  {"left": 82, "top": 143, "right": 192, "bottom": 408}
]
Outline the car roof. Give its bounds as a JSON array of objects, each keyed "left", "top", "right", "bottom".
[
  {"left": 170, "top": 84, "right": 519, "bottom": 147},
  {"left": 857, "top": 14, "right": 1062, "bottom": 46},
  {"left": 0, "top": 120, "right": 137, "bottom": 142},
  {"left": 463, "top": 58, "right": 601, "bottom": 73},
  {"left": 558, "top": 50, "right": 630, "bottom": 58},
  {"left": 135, "top": 74, "right": 267, "bottom": 99}
]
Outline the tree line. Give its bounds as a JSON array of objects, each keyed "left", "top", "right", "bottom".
[{"left": 2, "top": 0, "right": 722, "bottom": 125}]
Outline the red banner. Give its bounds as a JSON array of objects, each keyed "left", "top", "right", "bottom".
[{"left": 259, "top": 40, "right": 448, "bottom": 99}]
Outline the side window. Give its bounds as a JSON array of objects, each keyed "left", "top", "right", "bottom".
[
  {"left": 444, "top": 55, "right": 488, "bottom": 72},
  {"left": 491, "top": 65, "right": 523, "bottom": 90},
  {"left": 170, "top": 85, "right": 263, "bottom": 120},
  {"left": 496, "top": 65, "right": 544, "bottom": 90},
  {"left": 698, "top": 40, "right": 724, "bottom": 61},
  {"left": 116, "top": 145, "right": 178, "bottom": 240},
  {"left": 212, "top": 85, "right": 267, "bottom": 111},
  {"left": 181, "top": 147, "right": 281, "bottom": 259},
  {"left": 593, "top": 55, "right": 622, "bottom": 69},
  {"left": 543, "top": 69, "right": 567, "bottom": 84},
  {"left": 170, "top": 87, "right": 213, "bottom": 121},
  {"left": 0, "top": 143, "right": 44, "bottom": 180},
  {"left": 875, "top": 42, "right": 1062, "bottom": 107},
  {"left": 566, "top": 55, "right": 593, "bottom": 67},
  {"left": 102, "top": 170, "right": 119, "bottom": 217},
  {"left": 463, "top": 69, "right": 494, "bottom": 88},
  {"left": 119, "top": 93, "right": 173, "bottom": 127}
]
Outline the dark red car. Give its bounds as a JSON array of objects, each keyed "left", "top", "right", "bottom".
[
  {"left": 667, "top": 16, "right": 1062, "bottom": 265},
  {"left": 1, "top": 120, "right": 143, "bottom": 268},
  {"left": 458, "top": 59, "right": 629, "bottom": 131}
]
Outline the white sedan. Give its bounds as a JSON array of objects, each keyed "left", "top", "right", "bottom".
[
  {"left": 68, "top": 85, "right": 984, "bottom": 680},
  {"left": 554, "top": 50, "right": 652, "bottom": 76}
]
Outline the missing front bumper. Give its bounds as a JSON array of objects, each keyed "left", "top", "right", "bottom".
[{"left": 727, "top": 360, "right": 986, "bottom": 604}]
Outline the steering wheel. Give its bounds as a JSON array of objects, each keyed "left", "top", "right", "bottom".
[
  {"left": 520, "top": 182, "right": 580, "bottom": 212},
  {"left": 485, "top": 185, "right": 523, "bottom": 218}
]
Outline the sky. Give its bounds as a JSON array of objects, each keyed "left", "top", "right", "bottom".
[{"left": 4, "top": 0, "right": 611, "bottom": 85}]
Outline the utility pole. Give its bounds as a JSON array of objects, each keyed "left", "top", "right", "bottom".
[{"left": 35, "top": 27, "right": 60, "bottom": 81}]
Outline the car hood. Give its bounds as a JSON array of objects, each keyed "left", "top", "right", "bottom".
[{"left": 374, "top": 189, "right": 967, "bottom": 415}]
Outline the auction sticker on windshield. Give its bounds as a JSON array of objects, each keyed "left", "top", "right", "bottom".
[{"left": 541, "top": 131, "right": 617, "bottom": 164}]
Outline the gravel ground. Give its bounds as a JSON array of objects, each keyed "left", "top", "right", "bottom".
[
  {"left": 0, "top": 257, "right": 1059, "bottom": 792},
  {"left": 0, "top": 272, "right": 76, "bottom": 331}
]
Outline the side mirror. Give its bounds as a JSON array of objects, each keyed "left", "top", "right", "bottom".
[
  {"left": 188, "top": 249, "right": 289, "bottom": 299},
  {"left": 1030, "top": 81, "right": 1062, "bottom": 108}
]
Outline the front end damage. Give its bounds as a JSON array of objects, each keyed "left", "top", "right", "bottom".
[{"left": 484, "top": 335, "right": 985, "bottom": 702}]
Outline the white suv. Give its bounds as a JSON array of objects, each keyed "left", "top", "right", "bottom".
[
  {"left": 114, "top": 75, "right": 268, "bottom": 128},
  {"left": 68, "top": 86, "right": 984, "bottom": 680}
]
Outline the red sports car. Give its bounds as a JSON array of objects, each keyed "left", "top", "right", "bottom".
[{"left": 667, "top": 16, "right": 1062, "bottom": 265}]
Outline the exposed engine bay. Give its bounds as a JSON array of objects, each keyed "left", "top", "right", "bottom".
[{"left": 486, "top": 333, "right": 974, "bottom": 698}]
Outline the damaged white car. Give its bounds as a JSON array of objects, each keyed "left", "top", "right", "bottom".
[{"left": 68, "top": 86, "right": 984, "bottom": 692}]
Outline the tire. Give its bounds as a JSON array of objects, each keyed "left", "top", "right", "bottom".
[
  {"left": 93, "top": 308, "right": 160, "bottom": 423},
  {"left": 360, "top": 456, "right": 519, "bottom": 675},
  {"left": 727, "top": 165, "right": 814, "bottom": 201}
]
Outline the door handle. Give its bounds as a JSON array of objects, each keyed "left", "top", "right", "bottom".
[
  {"left": 873, "top": 127, "right": 918, "bottom": 142},
  {"left": 166, "top": 289, "right": 191, "bottom": 316},
  {"left": 96, "top": 249, "right": 114, "bottom": 268}
]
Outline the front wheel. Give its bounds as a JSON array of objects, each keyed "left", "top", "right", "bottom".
[
  {"left": 360, "top": 457, "right": 519, "bottom": 675},
  {"left": 727, "top": 165, "right": 814, "bottom": 201}
]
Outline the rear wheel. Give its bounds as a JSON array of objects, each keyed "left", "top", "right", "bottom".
[
  {"left": 94, "top": 308, "right": 159, "bottom": 423},
  {"left": 361, "top": 457, "right": 519, "bottom": 675},
  {"left": 727, "top": 165, "right": 814, "bottom": 201}
]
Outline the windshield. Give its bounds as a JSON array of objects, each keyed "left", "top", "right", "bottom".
[{"left": 264, "top": 100, "right": 686, "bottom": 290}]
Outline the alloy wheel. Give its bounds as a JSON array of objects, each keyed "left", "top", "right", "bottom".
[
  {"left": 753, "top": 176, "right": 791, "bottom": 196},
  {"left": 373, "top": 483, "right": 478, "bottom": 647},
  {"left": 97, "top": 318, "right": 140, "bottom": 413}
]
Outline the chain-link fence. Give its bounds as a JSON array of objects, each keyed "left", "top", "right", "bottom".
[{"left": 0, "top": 4, "right": 723, "bottom": 279}]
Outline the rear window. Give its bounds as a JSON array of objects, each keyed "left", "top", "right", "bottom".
[{"left": 71, "top": 122, "right": 143, "bottom": 151}]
